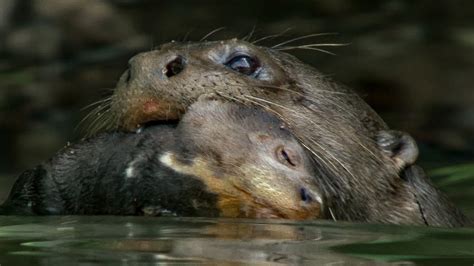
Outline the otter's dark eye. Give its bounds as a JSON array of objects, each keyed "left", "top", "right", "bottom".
[
  {"left": 225, "top": 55, "right": 261, "bottom": 76},
  {"left": 276, "top": 146, "right": 297, "bottom": 167}
]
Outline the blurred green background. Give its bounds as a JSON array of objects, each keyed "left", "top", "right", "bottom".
[{"left": 1, "top": 0, "right": 473, "bottom": 211}]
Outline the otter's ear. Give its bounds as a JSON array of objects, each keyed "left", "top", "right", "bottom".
[{"left": 376, "top": 130, "right": 419, "bottom": 169}]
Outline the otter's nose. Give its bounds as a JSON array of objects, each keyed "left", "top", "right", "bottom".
[
  {"left": 300, "top": 188, "right": 313, "bottom": 203},
  {"left": 164, "top": 56, "right": 186, "bottom": 78},
  {"left": 299, "top": 187, "right": 323, "bottom": 206},
  {"left": 125, "top": 53, "right": 186, "bottom": 84}
]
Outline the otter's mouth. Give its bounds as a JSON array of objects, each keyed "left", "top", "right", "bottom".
[
  {"left": 121, "top": 98, "right": 185, "bottom": 132},
  {"left": 140, "top": 118, "right": 180, "bottom": 129},
  {"left": 222, "top": 178, "right": 323, "bottom": 220}
]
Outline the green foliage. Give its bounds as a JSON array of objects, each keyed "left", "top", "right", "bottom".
[{"left": 430, "top": 163, "right": 474, "bottom": 187}]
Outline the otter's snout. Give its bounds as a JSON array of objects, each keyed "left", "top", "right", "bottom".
[
  {"left": 112, "top": 51, "right": 189, "bottom": 131},
  {"left": 124, "top": 52, "right": 186, "bottom": 86},
  {"left": 298, "top": 186, "right": 323, "bottom": 209}
]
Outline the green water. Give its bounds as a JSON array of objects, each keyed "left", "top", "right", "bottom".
[{"left": 0, "top": 216, "right": 472, "bottom": 265}]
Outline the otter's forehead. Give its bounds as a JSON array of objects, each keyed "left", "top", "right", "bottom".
[
  {"left": 149, "top": 39, "right": 287, "bottom": 82},
  {"left": 155, "top": 39, "right": 268, "bottom": 58},
  {"left": 179, "top": 100, "right": 296, "bottom": 141}
]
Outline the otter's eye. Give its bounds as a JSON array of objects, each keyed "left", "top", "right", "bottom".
[
  {"left": 276, "top": 146, "right": 297, "bottom": 167},
  {"left": 225, "top": 54, "right": 261, "bottom": 76}
]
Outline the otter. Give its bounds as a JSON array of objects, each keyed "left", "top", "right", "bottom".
[
  {"left": 1, "top": 101, "right": 467, "bottom": 226},
  {"left": 0, "top": 99, "right": 322, "bottom": 219},
  {"left": 94, "top": 38, "right": 468, "bottom": 226}
]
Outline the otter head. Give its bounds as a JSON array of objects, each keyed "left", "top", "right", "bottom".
[
  {"left": 158, "top": 99, "right": 323, "bottom": 220},
  {"left": 106, "top": 38, "right": 292, "bottom": 131}
]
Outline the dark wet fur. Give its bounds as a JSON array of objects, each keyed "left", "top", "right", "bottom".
[
  {"left": 402, "top": 165, "right": 470, "bottom": 227},
  {"left": 0, "top": 126, "right": 219, "bottom": 216}
]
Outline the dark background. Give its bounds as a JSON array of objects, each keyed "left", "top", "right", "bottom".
[{"left": 1, "top": 0, "right": 473, "bottom": 202}]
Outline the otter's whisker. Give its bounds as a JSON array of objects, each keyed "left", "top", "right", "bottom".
[
  {"left": 77, "top": 102, "right": 112, "bottom": 133},
  {"left": 307, "top": 137, "right": 356, "bottom": 180},
  {"left": 239, "top": 95, "right": 318, "bottom": 139},
  {"left": 243, "top": 95, "right": 305, "bottom": 116},
  {"left": 88, "top": 110, "right": 114, "bottom": 136},
  {"left": 215, "top": 92, "right": 248, "bottom": 105},
  {"left": 272, "top": 33, "right": 338, "bottom": 49},
  {"left": 299, "top": 101, "right": 383, "bottom": 164},
  {"left": 86, "top": 110, "right": 108, "bottom": 134},
  {"left": 252, "top": 28, "right": 292, "bottom": 45},
  {"left": 81, "top": 101, "right": 115, "bottom": 136},
  {"left": 80, "top": 97, "right": 112, "bottom": 111},
  {"left": 243, "top": 25, "right": 257, "bottom": 42},
  {"left": 329, "top": 207, "right": 337, "bottom": 222},
  {"left": 298, "top": 138, "right": 341, "bottom": 178},
  {"left": 200, "top": 27, "right": 226, "bottom": 41},
  {"left": 233, "top": 95, "right": 289, "bottom": 130},
  {"left": 84, "top": 101, "right": 112, "bottom": 120},
  {"left": 292, "top": 43, "right": 350, "bottom": 48},
  {"left": 182, "top": 29, "right": 193, "bottom": 42},
  {"left": 276, "top": 46, "right": 336, "bottom": 56},
  {"left": 249, "top": 82, "right": 349, "bottom": 96},
  {"left": 276, "top": 43, "right": 350, "bottom": 55}
]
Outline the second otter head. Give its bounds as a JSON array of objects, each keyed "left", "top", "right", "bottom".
[{"left": 159, "top": 99, "right": 323, "bottom": 219}]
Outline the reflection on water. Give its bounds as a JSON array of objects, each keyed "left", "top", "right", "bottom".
[{"left": 0, "top": 216, "right": 472, "bottom": 265}]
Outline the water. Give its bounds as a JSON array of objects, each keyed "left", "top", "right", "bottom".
[{"left": 0, "top": 216, "right": 472, "bottom": 265}]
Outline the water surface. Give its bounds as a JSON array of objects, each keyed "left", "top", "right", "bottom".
[{"left": 0, "top": 216, "right": 472, "bottom": 265}]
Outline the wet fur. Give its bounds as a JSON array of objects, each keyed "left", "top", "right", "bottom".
[
  {"left": 402, "top": 165, "right": 469, "bottom": 227},
  {"left": 0, "top": 126, "right": 219, "bottom": 216}
]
